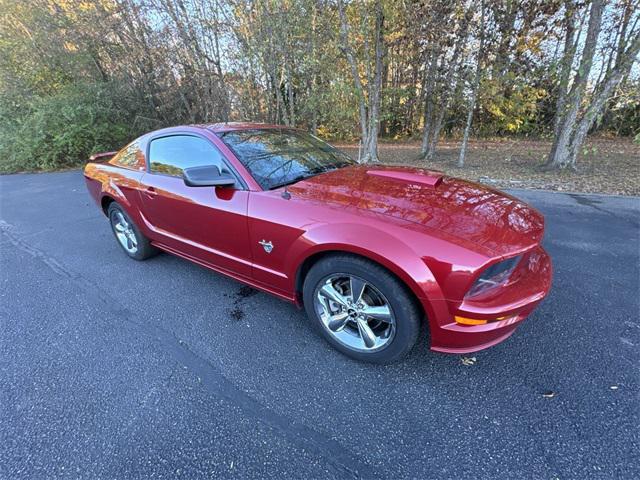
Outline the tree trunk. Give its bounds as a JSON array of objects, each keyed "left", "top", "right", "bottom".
[
  {"left": 337, "top": 0, "right": 368, "bottom": 158},
  {"left": 548, "top": 0, "right": 577, "bottom": 162},
  {"left": 288, "top": 73, "right": 295, "bottom": 127},
  {"left": 337, "top": 0, "right": 384, "bottom": 163},
  {"left": 458, "top": 1, "right": 485, "bottom": 168},
  {"left": 309, "top": 2, "right": 319, "bottom": 134},
  {"left": 567, "top": 34, "right": 640, "bottom": 166},
  {"left": 420, "top": 48, "right": 438, "bottom": 158},
  {"left": 546, "top": 0, "right": 604, "bottom": 170},
  {"left": 425, "top": 7, "right": 471, "bottom": 160},
  {"left": 364, "top": 0, "right": 384, "bottom": 163},
  {"left": 427, "top": 107, "right": 446, "bottom": 160}
]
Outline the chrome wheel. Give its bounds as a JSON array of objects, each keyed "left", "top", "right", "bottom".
[
  {"left": 313, "top": 274, "right": 396, "bottom": 352},
  {"left": 111, "top": 211, "right": 138, "bottom": 254}
]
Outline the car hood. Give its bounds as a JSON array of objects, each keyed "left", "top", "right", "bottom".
[{"left": 288, "top": 165, "right": 544, "bottom": 257}]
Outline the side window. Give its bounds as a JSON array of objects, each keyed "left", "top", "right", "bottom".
[
  {"left": 109, "top": 141, "right": 145, "bottom": 170},
  {"left": 149, "top": 135, "right": 227, "bottom": 177}
]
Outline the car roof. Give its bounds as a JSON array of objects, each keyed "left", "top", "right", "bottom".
[
  {"left": 198, "top": 122, "right": 293, "bottom": 133},
  {"left": 138, "top": 122, "right": 299, "bottom": 141}
]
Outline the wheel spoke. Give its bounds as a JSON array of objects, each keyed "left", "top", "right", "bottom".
[
  {"left": 314, "top": 273, "right": 396, "bottom": 353},
  {"left": 356, "top": 318, "right": 377, "bottom": 349},
  {"left": 327, "top": 312, "right": 349, "bottom": 332},
  {"left": 319, "top": 295, "right": 333, "bottom": 316},
  {"left": 319, "top": 282, "right": 348, "bottom": 307},
  {"left": 128, "top": 233, "right": 138, "bottom": 247},
  {"left": 114, "top": 223, "right": 125, "bottom": 232},
  {"left": 349, "top": 276, "right": 367, "bottom": 304},
  {"left": 116, "top": 212, "right": 128, "bottom": 227},
  {"left": 361, "top": 304, "right": 392, "bottom": 323}
]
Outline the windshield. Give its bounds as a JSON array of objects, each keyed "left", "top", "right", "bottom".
[{"left": 217, "top": 129, "right": 355, "bottom": 190}]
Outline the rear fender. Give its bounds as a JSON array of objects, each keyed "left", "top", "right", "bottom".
[
  {"left": 85, "top": 163, "right": 147, "bottom": 232},
  {"left": 102, "top": 179, "right": 132, "bottom": 211}
]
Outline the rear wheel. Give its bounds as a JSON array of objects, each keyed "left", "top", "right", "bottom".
[
  {"left": 108, "top": 202, "right": 158, "bottom": 260},
  {"left": 303, "top": 255, "right": 422, "bottom": 364}
]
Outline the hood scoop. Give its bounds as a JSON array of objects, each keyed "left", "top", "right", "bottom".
[{"left": 366, "top": 169, "right": 443, "bottom": 187}]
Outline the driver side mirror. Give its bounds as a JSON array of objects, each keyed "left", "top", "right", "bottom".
[{"left": 183, "top": 165, "right": 236, "bottom": 188}]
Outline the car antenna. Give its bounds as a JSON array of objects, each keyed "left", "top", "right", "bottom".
[{"left": 281, "top": 186, "right": 291, "bottom": 200}]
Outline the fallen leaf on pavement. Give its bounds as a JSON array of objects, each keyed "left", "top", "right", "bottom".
[{"left": 460, "top": 356, "right": 476, "bottom": 366}]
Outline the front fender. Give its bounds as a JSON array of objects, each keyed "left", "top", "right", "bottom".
[{"left": 286, "top": 222, "right": 447, "bottom": 305}]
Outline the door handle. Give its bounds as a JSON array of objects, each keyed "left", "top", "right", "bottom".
[{"left": 144, "top": 187, "right": 158, "bottom": 198}]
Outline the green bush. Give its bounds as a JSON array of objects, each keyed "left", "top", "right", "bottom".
[{"left": 0, "top": 82, "right": 146, "bottom": 173}]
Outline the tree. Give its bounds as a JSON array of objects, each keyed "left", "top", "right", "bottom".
[
  {"left": 337, "top": 0, "right": 386, "bottom": 163},
  {"left": 422, "top": 5, "right": 471, "bottom": 160},
  {"left": 409, "top": 0, "right": 470, "bottom": 160},
  {"left": 458, "top": 0, "right": 485, "bottom": 168},
  {"left": 1, "top": 0, "right": 639, "bottom": 173},
  {"left": 546, "top": 0, "right": 640, "bottom": 170}
]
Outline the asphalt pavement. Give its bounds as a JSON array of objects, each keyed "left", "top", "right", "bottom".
[{"left": 1, "top": 171, "right": 638, "bottom": 479}]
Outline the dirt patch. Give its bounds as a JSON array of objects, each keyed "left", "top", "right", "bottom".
[
  {"left": 225, "top": 285, "right": 259, "bottom": 321},
  {"left": 336, "top": 136, "right": 639, "bottom": 196},
  {"left": 236, "top": 285, "right": 259, "bottom": 299},
  {"left": 229, "top": 307, "right": 245, "bottom": 321}
]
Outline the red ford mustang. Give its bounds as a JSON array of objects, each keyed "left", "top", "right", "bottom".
[{"left": 84, "top": 123, "right": 552, "bottom": 363}]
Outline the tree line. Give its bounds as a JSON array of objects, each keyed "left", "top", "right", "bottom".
[{"left": 0, "top": 0, "right": 638, "bottom": 172}]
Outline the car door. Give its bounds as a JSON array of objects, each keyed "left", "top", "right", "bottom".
[{"left": 138, "top": 133, "right": 252, "bottom": 278}]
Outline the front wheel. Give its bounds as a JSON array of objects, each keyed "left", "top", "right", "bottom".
[{"left": 303, "top": 255, "right": 422, "bottom": 364}]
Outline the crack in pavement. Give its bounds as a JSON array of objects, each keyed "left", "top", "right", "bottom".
[{"left": 0, "top": 220, "right": 376, "bottom": 479}]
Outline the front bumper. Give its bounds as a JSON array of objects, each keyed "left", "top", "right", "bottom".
[{"left": 427, "top": 245, "right": 552, "bottom": 354}]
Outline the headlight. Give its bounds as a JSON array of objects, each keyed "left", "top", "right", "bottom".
[{"left": 466, "top": 255, "right": 522, "bottom": 297}]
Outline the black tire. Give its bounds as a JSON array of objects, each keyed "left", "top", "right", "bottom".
[
  {"left": 107, "top": 202, "right": 158, "bottom": 261},
  {"left": 303, "top": 254, "right": 422, "bottom": 364}
]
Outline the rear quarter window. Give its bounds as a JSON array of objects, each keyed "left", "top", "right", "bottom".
[{"left": 109, "top": 141, "right": 145, "bottom": 171}]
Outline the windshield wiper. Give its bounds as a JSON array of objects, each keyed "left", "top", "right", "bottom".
[
  {"left": 269, "top": 174, "right": 312, "bottom": 190},
  {"left": 313, "top": 162, "right": 348, "bottom": 173},
  {"left": 268, "top": 162, "right": 351, "bottom": 190}
]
